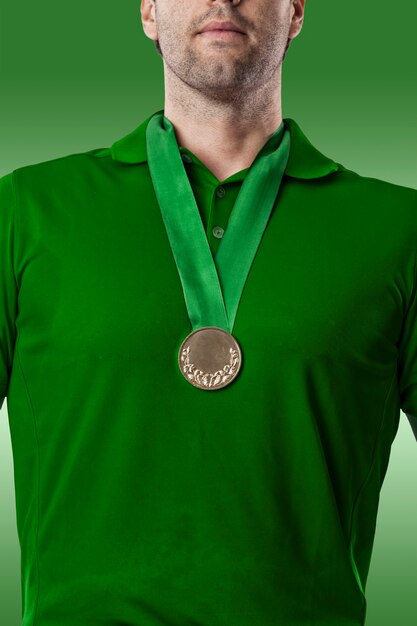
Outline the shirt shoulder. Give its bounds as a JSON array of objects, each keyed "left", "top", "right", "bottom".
[
  {"left": 0, "top": 147, "right": 117, "bottom": 210},
  {"left": 5, "top": 146, "right": 112, "bottom": 181},
  {"left": 327, "top": 165, "right": 417, "bottom": 225},
  {"left": 333, "top": 164, "right": 416, "bottom": 198}
]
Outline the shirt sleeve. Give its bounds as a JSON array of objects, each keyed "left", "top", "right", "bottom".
[
  {"left": 397, "top": 248, "right": 417, "bottom": 440},
  {"left": 0, "top": 171, "right": 19, "bottom": 410},
  {"left": 406, "top": 413, "right": 417, "bottom": 441}
]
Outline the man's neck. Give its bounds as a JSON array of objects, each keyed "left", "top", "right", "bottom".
[{"left": 163, "top": 78, "right": 283, "bottom": 182}]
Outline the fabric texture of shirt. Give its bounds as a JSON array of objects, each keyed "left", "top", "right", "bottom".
[{"left": 1, "top": 108, "right": 417, "bottom": 626}]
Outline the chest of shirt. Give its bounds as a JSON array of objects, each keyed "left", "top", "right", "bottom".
[{"left": 13, "top": 166, "right": 407, "bottom": 384}]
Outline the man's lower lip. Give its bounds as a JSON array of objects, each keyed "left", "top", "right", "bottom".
[{"left": 199, "top": 30, "right": 245, "bottom": 40}]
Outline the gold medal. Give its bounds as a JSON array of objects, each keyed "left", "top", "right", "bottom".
[{"left": 178, "top": 326, "right": 242, "bottom": 390}]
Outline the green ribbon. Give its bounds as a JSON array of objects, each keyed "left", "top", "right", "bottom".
[{"left": 146, "top": 111, "right": 290, "bottom": 336}]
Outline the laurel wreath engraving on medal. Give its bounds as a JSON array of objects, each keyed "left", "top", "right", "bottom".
[{"left": 180, "top": 345, "right": 240, "bottom": 388}]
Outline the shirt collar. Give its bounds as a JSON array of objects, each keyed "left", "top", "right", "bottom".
[{"left": 110, "top": 109, "right": 343, "bottom": 179}]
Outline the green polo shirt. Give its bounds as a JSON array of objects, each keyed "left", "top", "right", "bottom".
[{"left": 1, "top": 109, "right": 417, "bottom": 626}]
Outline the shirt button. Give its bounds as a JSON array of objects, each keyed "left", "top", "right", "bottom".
[
  {"left": 216, "top": 186, "right": 226, "bottom": 198},
  {"left": 181, "top": 153, "right": 193, "bottom": 163},
  {"left": 212, "top": 226, "right": 224, "bottom": 239}
]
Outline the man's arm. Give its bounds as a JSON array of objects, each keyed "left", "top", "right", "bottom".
[{"left": 406, "top": 413, "right": 417, "bottom": 442}]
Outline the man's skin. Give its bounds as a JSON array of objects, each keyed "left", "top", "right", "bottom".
[{"left": 140, "top": 0, "right": 306, "bottom": 182}]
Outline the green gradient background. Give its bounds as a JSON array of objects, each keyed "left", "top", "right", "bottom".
[{"left": 0, "top": 1, "right": 416, "bottom": 624}]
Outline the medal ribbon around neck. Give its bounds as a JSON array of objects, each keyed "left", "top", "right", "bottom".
[{"left": 146, "top": 111, "right": 290, "bottom": 390}]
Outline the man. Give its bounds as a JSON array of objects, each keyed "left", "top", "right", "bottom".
[{"left": 0, "top": 0, "right": 416, "bottom": 624}]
